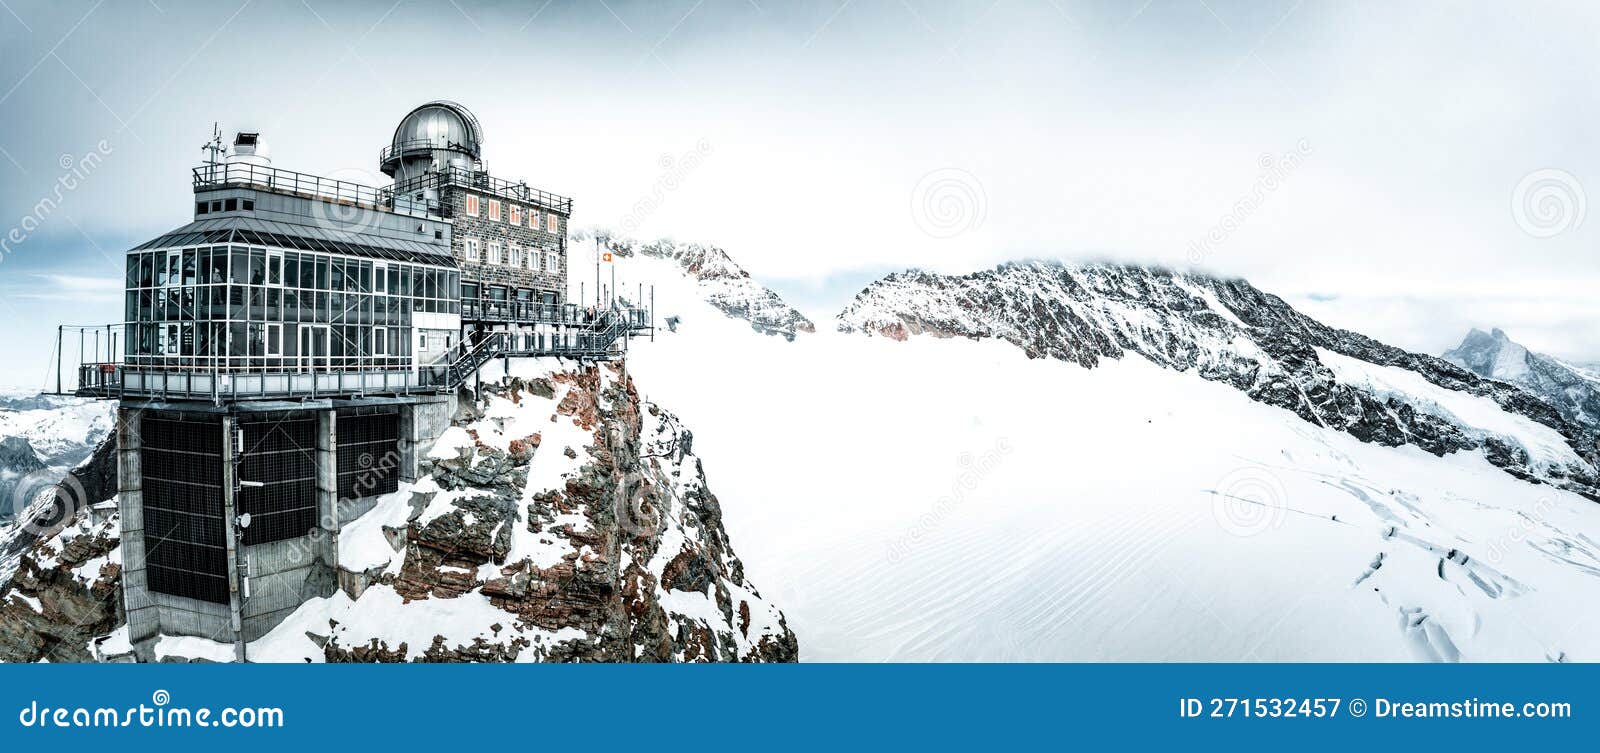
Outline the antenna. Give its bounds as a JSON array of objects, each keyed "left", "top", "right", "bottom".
[
  {"left": 202, "top": 122, "right": 225, "bottom": 166},
  {"left": 201, "top": 122, "right": 226, "bottom": 182}
]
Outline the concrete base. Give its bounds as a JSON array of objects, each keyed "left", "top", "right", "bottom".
[{"left": 117, "top": 393, "right": 456, "bottom": 661}]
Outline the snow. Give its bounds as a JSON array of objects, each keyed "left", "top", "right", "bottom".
[
  {"left": 1316, "top": 347, "right": 1582, "bottom": 471},
  {"left": 338, "top": 481, "right": 424, "bottom": 572},
  {"left": 249, "top": 585, "right": 587, "bottom": 663},
  {"left": 155, "top": 634, "right": 237, "bottom": 663},
  {"left": 612, "top": 248, "right": 1600, "bottom": 661}
]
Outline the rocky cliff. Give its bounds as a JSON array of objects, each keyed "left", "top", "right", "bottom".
[{"left": 265, "top": 359, "right": 795, "bottom": 662}]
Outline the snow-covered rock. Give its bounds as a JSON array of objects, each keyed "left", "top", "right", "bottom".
[
  {"left": 837, "top": 262, "right": 1598, "bottom": 501},
  {"left": 0, "top": 503, "right": 121, "bottom": 663},
  {"left": 249, "top": 360, "right": 797, "bottom": 663},
  {"left": 582, "top": 232, "right": 814, "bottom": 340},
  {"left": 1444, "top": 328, "right": 1600, "bottom": 433}
]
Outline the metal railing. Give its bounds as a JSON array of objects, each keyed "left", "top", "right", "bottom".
[
  {"left": 194, "top": 161, "right": 572, "bottom": 218},
  {"left": 65, "top": 304, "right": 652, "bottom": 402},
  {"left": 195, "top": 163, "right": 389, "bottom": 210}
]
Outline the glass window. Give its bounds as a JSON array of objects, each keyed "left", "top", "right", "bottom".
[
  {"left": 546, "top": 214, "right": 558, "bottom": 233},
  {"left": 488, "top": 199, "right": 501, "bottom": 222},
  {"left": 267, "top": 251, "right": 283, "bottom": 286},
  {"left": 509, "top": 205, "right": 521, "bottom": 226},
  {"left": 488, "top": 242, "right": 502, "bottom": 265},
  {"left": 266, "top": 323, "right": 281, "bottom": 355},
  {"left": 465, "top": 194, "right": 479, "bottom": 217},
  {"left": 374, "top": 263, "right": 388, "bottom": 294}
]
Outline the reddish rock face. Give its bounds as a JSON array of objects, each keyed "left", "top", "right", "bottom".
[{"left": 326, "top": 364, "right": 798, "bottom": 663}]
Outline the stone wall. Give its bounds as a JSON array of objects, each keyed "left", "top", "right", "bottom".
[{"left": 444, "top": 186, "right": 567, "bottom": 303}]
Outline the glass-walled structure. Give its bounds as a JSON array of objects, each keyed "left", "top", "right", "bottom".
[{"left": 123, "top": 219, "right": 459, "bottom": 373}]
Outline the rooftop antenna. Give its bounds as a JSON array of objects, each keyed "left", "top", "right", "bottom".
[{"left": 201, "top": 122, "right": 225, "bottom": 181}]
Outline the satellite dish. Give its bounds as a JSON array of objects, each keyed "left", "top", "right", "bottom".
[{"left": 237, "top": 513, "right": 252, "bottom": 529}]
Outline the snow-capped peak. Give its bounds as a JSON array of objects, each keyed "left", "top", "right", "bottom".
[
  {"left": 1443, "top": 328, "right": 1600, "bottom": 433},
  {"left": 837, "top": 261, "right": 1598, "bottom": 499}
]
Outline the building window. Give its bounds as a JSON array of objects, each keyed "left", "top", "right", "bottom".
[
  {"left": 528, "top": 210, "right": 539, "bottom": 229},
  {"left": 488, "top": 199, "right": 501, "bottom": 222},
  {"left": 465, "top": 238, "right": 480, "bottom": 262},
  {"left": 488, "top": 242, "right": 502, "bottom": 265},
  {"left": 267, "top": 250, "right": 283, "bottom": 286},
  {"left": 509, "top": 205, "right": 521, "bottom": 226},
  {"left": 373, "top": 326, "right": 387, "bottom": 356},
  {"left": 508, "top": 244, "right": 522, "bottom": 268},
  {"left": 374, "top": 262, "right": 387, "bottom": 294},
  {"left": 546, "top": 213, "right": 558, "bottom": 233},
  {"left": 545, "top": 252, "right": 558, "bottom": 273},
  {"left": 266, "top": 323, "right": 281, "bottom": 356},
  {"left": 196, "top": 201, "right": 209, "bottom": 215},
  {"left": 528, "top": 250, "right": 539, "bottom": 270},
  {"left": 465, "top": 194, "right": 480, "bottom": 217}
]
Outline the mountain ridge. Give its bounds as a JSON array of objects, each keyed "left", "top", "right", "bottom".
[{"left": 837, "top": 260, "right": 1598, "bottom": 500}]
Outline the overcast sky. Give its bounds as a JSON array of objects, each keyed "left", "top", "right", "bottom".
[{"left": 1, "top": 0, "right": 1597, "bottom": 390}]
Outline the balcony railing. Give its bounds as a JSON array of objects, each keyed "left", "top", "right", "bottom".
[
  {"left": 195, "top": 163, "right": 389, "bottom": 210},
  {"left": 65, "top": 303, "right": 652, "bottom": 402},
  {"left": 194, "top": 161, "right": 572, "bottom": 220},
  {"left": 391, "top": 165, "right": 573, "bottom": 215}
]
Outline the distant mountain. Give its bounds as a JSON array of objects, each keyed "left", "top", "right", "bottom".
[
  {"left": 839, "top": 262, "right": 1599, "bottom": 501},
  {"left": 592, "top": 234, "right": 815, "bottom": 340},
  {"left": 1443, "top": 328, "right": 1600, "bottom": 433}
]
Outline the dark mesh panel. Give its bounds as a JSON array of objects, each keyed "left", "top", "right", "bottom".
[
  {"left": 337, "top": 411, "right": 400, "bottom": 500},
  {"left": 237, "top": 415, "right": 317, "bottom": 546},
  {"left": 141, "top": 415, "right": 228, "bottom": 604}
]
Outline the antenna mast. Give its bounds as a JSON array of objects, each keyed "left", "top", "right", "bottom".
[{"left": 201, "top": 122, "right": 225, "bottom": 179}]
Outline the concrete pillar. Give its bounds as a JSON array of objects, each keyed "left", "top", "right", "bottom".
[
  {"left": 220, "top": 415, "right": 245, "bottom": 663},
  {"left": 116, "top": 408, "right": 157, "bottom": 663},
  {"left": 316, "top": 410, "right": 338, "bottom": 571}
]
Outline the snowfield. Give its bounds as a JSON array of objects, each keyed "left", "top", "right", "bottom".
[{"left": 617, "top": 250, "right": 1600, "bottom": 661}]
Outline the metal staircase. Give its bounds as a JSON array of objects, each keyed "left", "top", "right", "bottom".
[{"left": 431, "top": 306, "right": 650, "bottom": 390}]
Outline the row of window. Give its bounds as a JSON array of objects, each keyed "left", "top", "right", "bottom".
[
  {"left": 127, "top": 247, "right": 459, "bottom": 301},
  {"left": 463, "top": 193, "right": 560, "bottom": 232},
  {"left": 128, "top": 320, "right": 415, "bottom": 367},
  {"left": 462, "top": 237, "right": 560, "bottom": 273},
  {"left": 196, "top": 198, "right": 255, "bottom": 215}
]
